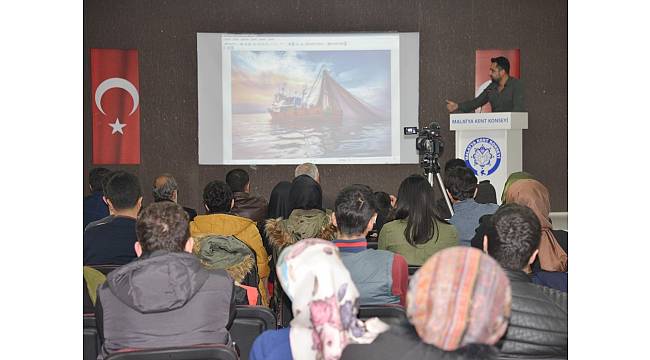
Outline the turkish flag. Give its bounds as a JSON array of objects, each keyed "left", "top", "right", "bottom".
[
  {"left": 474, "top": 49, "right": 520, "bottom": 113},
  {"left": 91, "top": 49, "right": 140, "bottom": 164}
]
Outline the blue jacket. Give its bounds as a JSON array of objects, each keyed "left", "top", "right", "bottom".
[{"left": 250, "top": 327, "right": 292, "bottom": 360}]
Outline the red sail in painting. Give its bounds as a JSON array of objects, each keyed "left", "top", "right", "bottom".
[{"left": 267, "top": 68, "right": 383, "bottom": 122}]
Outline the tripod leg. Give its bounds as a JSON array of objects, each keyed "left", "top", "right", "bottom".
[{"left": 436, "top": 172, "right": 454, "bottom": 217}]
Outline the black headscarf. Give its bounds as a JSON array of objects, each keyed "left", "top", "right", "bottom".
[
  {"left": 267, "top": 181, "right": 292, "bottom": 219},
  {"left": 475, "top": 180, "right": 498, "bottom": 204},
  {"left": 288, "top": 175, "right": 323, "bottom": 212}
]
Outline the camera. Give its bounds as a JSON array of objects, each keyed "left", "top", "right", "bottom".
[{"left": 415, "top": 122, "right": 444, "bottom": 159}]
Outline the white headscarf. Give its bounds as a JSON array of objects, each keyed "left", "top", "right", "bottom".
[{"left": 276, "top": 238, "right": 388, "bottom": 360}]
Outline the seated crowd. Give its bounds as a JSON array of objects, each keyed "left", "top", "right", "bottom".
[{"left": 83, "top": 161, "right": 568, "bottom": 360}]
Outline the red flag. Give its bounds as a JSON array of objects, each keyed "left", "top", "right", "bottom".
[
  {"left": 91, "top": 49, "right": 140, "bottom": 164},
  {"left": 474, "top": 49, "right": 520, "bottom": 113}
]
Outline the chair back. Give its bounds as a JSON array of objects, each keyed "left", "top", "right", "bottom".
[{"left": 230, "top": 305, "right": 277, "bottom": 360}]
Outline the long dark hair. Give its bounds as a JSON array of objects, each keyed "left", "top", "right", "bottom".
[
  {"left": 267, "top": 181, "right": 292, "bottom": 219},
  {"left": 394, "top": 175, "right": 441, "bottom": 246}
]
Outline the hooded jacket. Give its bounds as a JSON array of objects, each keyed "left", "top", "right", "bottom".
[
  {"left": 264, "top": 208, "right": 336, "bottom": 326},
  {"left": 265, "top": 209, "right": 336, "bottom": 250},
  {"left": 190, "top": 213, "right": 270, "bottom": 305},
  {"left": 96, "top": 251, "right": 234, "bottom": 359}
]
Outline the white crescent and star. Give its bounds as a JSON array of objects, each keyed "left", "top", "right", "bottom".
[
  {"left": 109, "top": 118, "right": 127, "bottom": 134},
  {"left": 94, "top": 77, "right": 139, "bottom": 135}
]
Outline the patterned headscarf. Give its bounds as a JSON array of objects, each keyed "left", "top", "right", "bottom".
[
  {"left": 407, "top": 247, "right": 511, "bottom": 351},
  {"left": 505, "top": 179, "right": 568, "bottom": 272},
  {"left": 501, "top": 171, "right": 535, "bottom": 203},
  {"left": 276, "top": 239, "right": 388, "bottom": 360}
]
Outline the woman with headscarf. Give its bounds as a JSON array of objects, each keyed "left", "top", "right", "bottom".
[
  {"left": 265, "top": 175, "right": 336, "bottom": 325},
  {"left": 267, "top": 181, "right": 292, "bottom": 220},
  {"left": 504, "top": 179, "right": 568, "bottom": 272},
  {"left": 341, "top": 246, "right": 512, "bottom": 360},
  {"left": 470, "top": 171, "right": 536, "bottom": 248},
  {"left": 250, "top": 239, "right": 389, "bottom": 360},
  {"left": 501, "top": 171, "right": 535, "bottom": 204},
  {"left": 378, "top": 175, "right": 458, "bottom": 265}
]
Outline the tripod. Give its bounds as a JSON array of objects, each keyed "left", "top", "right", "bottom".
[{"left": 421, "top": 153, "right": 454, "bottom": 217}]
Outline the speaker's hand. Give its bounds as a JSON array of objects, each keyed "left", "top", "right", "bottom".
[{"left": 446, "top": 100, "right": 458, "bottom": 112}]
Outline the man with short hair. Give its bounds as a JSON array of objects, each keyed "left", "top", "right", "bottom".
[
  {"left": 294, "top": 162, "right": 320, "bottom": 183},
  {"left": 483, "top": 204, "right": 567, "bottom": 358},
  {"left": 226, "top": 168, "right": 268, "bottom": 225},
  {"left": 83, "top": 167, "right": 111, "bottom": 229},
  {"left": 84, "top": 171, "right": 142, "bottom": 265},
  {"left": 446, "top": 56, "right": 525, "bottom": 113},
  {"left": 190, "top": 180, "right": 270, "bottom": 305},
  {"left": 444, "top": 166, "right": 499, "bottom": 246},
  {"left": 331, "top": 185, "right": 408, "bottom": 306},
  {"left": 96, "top": 202, "right": 235, "bottom": 358},
  {"left": 152, "top": 173, "right": 197, "bottom": 221}
]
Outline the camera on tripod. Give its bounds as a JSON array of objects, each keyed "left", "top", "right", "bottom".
[
  {"left": 403, "top": 121, "right": 454, "bottom": 217},
  {"left": 404, "top": 122, "right": 445, "bottom": 172}
]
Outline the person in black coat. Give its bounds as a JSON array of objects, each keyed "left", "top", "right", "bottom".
[{"left": 482, "top": 204, "right": 567, "bottom": 359}]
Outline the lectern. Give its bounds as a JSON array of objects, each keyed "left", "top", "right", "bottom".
[{"left": 449, "top": 112, "right": 528, "bottom": 204}]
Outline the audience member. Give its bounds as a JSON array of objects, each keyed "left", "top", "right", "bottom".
[
  {"left": 475, "top": 179, "right": 498, "bottom": 204},
  {"left": 265, "top": 174, "right": 336, "bottom": 325},
  {"left": 83, "top": 167, "right": 111, "bottom": 229},
  {"left": 264, "top": 180, "right": 293, "bottom": 297},
  {"left": 371, "top": 191, "right": 396, "bottom": 239},
  {"left": 331, "top": 185, "right": 408, "bottom": 306},
  {"left": 294, "top": 162, "right": 320, "bottom": 183},
  {"left": 504, "top": 179, "right": 568, "bottom": 272},
  {"left": 342, "top": 247, "right": 511, "bottom": 360},
  {"left": 501, "top": 171, "right": 535, "bottom": 204},
  {"left": 444, "top": 167, "right": 499, "bottom": 246},
  {"left": 193, "top": 234, "right": 262, "bottom": 305},
  {"left": 267, "top": 181, "right": 292, "bottom": 220},
  {"left": 250, "top": 239, "right": 389, "bottom": 360},
  {"left": 190, "top": 180, "right": 270, "bottom": 305},
  {"left": 83, "top": 171, "right": 141, "bottom": 265},
  {"left": 483, "top": 204, "right": 568, "bottom": 358},
  {"left": 152, "top": 173, "right": 197, "bottom": 221},
  {"left": 226, "top": 168, "right": 268, "bottom": 225},
  {"left": 95, "top": 202, "right": 235, "bottom": 359},
  {"left": 378, "top": 175, "right": 458, "bottom": 265},
  {"left": 437, "top": 159, "right": 498, "bottom": 218}
]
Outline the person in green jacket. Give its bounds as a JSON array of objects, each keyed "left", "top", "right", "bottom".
[{"left": 379, "top": 175, "right": 458, "bottom": 265}]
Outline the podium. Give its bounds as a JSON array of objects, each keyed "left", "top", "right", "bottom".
[{"left": 449, "top": 112, "right": 528, "bottom": 204}]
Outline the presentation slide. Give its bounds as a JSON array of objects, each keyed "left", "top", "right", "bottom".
[{"left": 197, "top": 33, "right": 419, "bottom": 164}]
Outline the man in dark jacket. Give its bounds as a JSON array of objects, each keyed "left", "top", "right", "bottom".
[
  {"left": 84, "top": 171, "right": 142, "bottom": 265},
  {"left": 83, "top": 167, "right": 111, "bottom": 229},
  {"left": 152, "top": 173, "right": 197, "bottom": 221},
  {"left": 483, "top": 204, "right": 568, "bottom": 359},
  {"left": 95, "top": 202, "right": 235, "bottom": 359},
  {"left": 226, "top": 168, "right": 268, "bottom": 225}
]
